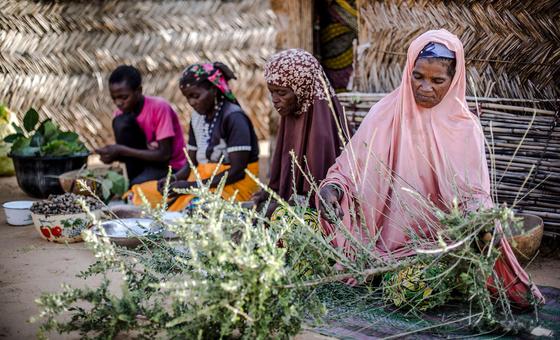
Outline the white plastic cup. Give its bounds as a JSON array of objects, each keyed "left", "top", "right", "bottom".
[{"left": 3, "top": 201, "right": 35, "bottom": 226}]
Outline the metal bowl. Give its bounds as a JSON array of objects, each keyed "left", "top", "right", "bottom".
[
  {"left": 161, "top": 212, "right": 184, "bottom": 239},
  {"left": 93, "top": 218, "right": 163, "bottom": 247}
]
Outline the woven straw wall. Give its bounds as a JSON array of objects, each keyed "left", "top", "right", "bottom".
[
  {"left": 270, "top": 0, "right": 314, "bottom": 53},
  {"left": 354, "top": 0, "right": 560, "bottom": 100},
  {"left": 0, "top": 0, "right": 276, "bottom": 149}
]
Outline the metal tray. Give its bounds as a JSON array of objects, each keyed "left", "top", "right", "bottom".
[{"left": 93, "top": 218, "right": 163, "bottom": 247}]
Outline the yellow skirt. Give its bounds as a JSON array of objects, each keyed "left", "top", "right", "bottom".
[{"left": 127, "top": 162, "right": 259, "bottom": 211}]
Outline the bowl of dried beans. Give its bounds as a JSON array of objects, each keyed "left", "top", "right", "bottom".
[{"left": 30, "top": 193, "right": 104, "bottom": 243}]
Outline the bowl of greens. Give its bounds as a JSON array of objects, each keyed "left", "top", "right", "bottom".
[
  {"left": 4, "top": 108, "right": 89, "bottom": 198},
  {"left": 59, "top": 166, "right": 128, "bottom": 202}
]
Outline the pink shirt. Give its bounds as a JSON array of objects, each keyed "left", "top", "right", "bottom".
[{"left": 114, "top": 96, "right": 186, "bottom": 170}]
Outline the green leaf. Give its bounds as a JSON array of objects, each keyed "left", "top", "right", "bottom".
[
  {"left": 3, "top": 133, "right": 23, "bottom": 143},
  {"left": 117, "top": 314, "right": 132, "bottom": 322},
  {"left": 58, "top": 131, "right": 79, "bottom": 142},
  {"left": 11, "top": 136, "right": 39, "bottom": 156},
  {"left": 0, "top": 104, "right": 8, "bottom": 122},
  {"left": 41, "top": 120, "right": 59, "bottom": 141},
  {"left": 101, "top": 178, "right": 113, "bottom": 200},
  {"left": 39, "top": 139, "right": 87, "bottom": 157},
  {"left": 71, "top": 143, "right": 88, "bottom": 154},
  {"left": 166, "top": 314, "right": 194, "bottom": 328},
  {"left": 106, "top": 171, "right": 127, "bottom": 196},
  {"left": 80, "top": 169, "right": 94, "bottom": 178},
  {"left": 23, "top": 108, "right": 39, "bottom": 133},
  {"left": 30, "top": 132, "right": 44, "bottom": 147},
  {"left": 10, "top": 137, "right": 31, "bottom": 154},
  {"left": 40, "top": 140, "right": 73, "bottom": 156},
  {"left": 18, "top": 146, "right": 40, "bottom": 156},
  {"left": 11, "top": 122, "right": 24, "bottom": 135}
]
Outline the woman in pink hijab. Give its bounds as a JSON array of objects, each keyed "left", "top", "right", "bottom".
[{"left": 317, "top": 29, "right": 543, "bottom": 307}]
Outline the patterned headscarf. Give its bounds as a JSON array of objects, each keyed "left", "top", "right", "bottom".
[
  {"left": 180, "top": 63, "right": 236, "bottom": 102},
  {"left": 264, "top": 49, "right": 336, "bottom": 116},
  {"left": 264, "top": 48, "right": 346, "bottom": 203}
]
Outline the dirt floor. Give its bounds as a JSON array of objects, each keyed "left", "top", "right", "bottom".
[{"left": 0, "top": 175, "right": 558, "bottom": 339}]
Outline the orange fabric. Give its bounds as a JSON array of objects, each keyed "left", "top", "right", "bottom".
[
  {"left": 317, "top": 29, "right": 543, "bottom": 306},
  {"left": 128, "top": 162, "right": 259, "bottom": 211}
]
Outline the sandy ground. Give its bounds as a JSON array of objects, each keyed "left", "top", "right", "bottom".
[{"left": 1, "top": 175, "right": 558, "bottom": 339}]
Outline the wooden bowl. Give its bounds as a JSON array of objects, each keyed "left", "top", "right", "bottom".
[{"left": 507, "top": 214, "right": 544, "bottom": 263}]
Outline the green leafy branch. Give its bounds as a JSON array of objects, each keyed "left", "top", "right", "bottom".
[{"left": 3, "top": 108, "right": 88, "bottom": 157}]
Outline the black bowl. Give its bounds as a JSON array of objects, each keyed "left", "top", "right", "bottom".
[{"left": 10, "top": 153, "right": 89, "bottom": 198}]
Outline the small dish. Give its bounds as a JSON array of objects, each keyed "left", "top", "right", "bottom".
[{"left": 3, "top": 200, "right": 35, "bottom": 226}]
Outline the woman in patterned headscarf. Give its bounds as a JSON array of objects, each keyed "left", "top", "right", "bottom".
[
  {"left": 252, "top": 49, "right": 347, "bottom": 215},
  {"left": 128, "top": 62, "right": 260, "bottom": 211}
]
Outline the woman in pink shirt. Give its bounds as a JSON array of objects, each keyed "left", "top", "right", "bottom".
[{"left": 96, "top": 65, "right": 186, "bottom": 185}]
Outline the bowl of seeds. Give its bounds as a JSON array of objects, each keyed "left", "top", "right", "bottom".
[{"left": 30, "top": 193, "right": 104, "bottom": 243}]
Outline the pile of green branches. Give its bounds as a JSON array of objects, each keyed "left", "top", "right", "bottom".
[
  {"left": 32, "top": 168, "right": 540, "bottom": 339},
  {"left": 380, "top": 199, "right": 537, "bottom": 332},
  {"left": 33, "top": 179, "right": 330, "bottom": 339}
]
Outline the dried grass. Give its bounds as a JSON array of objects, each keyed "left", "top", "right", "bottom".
[
  {"left": 353, "top": 0, "right": 560, "bottom": 100},
  {"left": 0, "top": 0, "right": 277, "bottom": 149}
]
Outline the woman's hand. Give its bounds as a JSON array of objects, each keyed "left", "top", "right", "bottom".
[
  {"left": 96, "top": 144, "right": 123, "bottom": 164},
  {"left": 319, "top": 184, "right": 344, "bottom": 222},
  {"left": 334, "top": 263, "right": 358, "bottom": 286},
  {"left": 248, "top": 190, "right": 276, "bottom": 217},
  {"left": 147, "top": 141, "right": 159, "bottom": 150},
  {"left": 157, "top": 175, "right": 177, "bottom": 194},
  {"left": 251, "top": 189, "right": 269, "bottom": 207},
  {"left": 265, "top": 200, "right": 278, "bottom": 218},
  {"left": 476, "top": 228, "right": 502, "bottom": 253}
]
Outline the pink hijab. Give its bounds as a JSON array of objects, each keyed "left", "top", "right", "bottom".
[{"left": 318, "top": 29, "right": 543, "bottom": 305}]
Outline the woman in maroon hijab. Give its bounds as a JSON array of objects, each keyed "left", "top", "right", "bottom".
[{"left": 252, "top": 49, "right": 347, "bottom": 214}]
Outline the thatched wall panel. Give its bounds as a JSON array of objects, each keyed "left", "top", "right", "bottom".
[
  {"left": 354, "top": 0, "right": 560, "bottom": 100},
  {"left": 0, "top": 0, "right": 276, "bottom": 149}
]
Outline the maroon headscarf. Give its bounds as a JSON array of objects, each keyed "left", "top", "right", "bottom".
[{"left": 264, "top": 49, "right": 347, "bottom": 203}]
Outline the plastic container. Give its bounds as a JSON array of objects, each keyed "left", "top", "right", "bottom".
[
  {"left": 3, "top": 200, "right": 34, "bottom": 226},
  {"left": 10, "top": 153, "right": 89, "bottom": 198}
]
